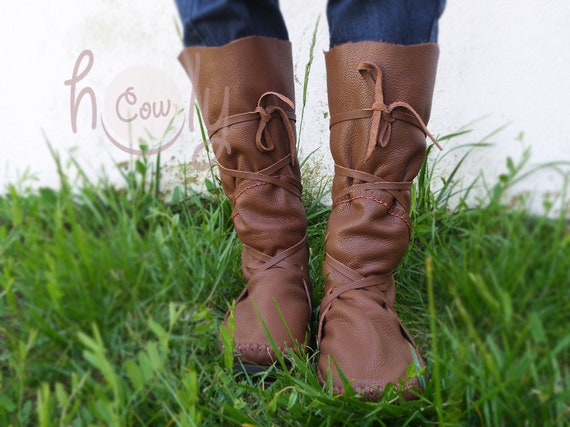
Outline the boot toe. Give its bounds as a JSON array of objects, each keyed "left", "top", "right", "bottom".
[
  {"left": 317, "top": 289, "right": 425, "bottom": 401},
  {"left": 221, "top": 270, "right": 311, "bottom": 367}
]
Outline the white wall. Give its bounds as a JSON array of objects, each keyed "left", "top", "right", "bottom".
[{"left": 1, "top": 1, "right": 569, "bottom": 215}]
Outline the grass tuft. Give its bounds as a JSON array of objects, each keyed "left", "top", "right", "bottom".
[{"left": 1, "top": 128, "right": 569, "bottom": 425}]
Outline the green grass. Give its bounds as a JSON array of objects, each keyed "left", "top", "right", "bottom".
[{"left": 1, "top": 135, "right": 569, "bottom": 426}]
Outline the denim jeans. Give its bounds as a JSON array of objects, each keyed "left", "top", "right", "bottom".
[{"left": 174, "top": 0, "right": 446, "bottom": 48}]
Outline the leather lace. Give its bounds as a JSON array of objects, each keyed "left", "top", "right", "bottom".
[
  {"left": 317, "top": 253, "right": 394, "bottom": 343},
  {"left": 254, "top": 92, "right": 297, "bottom": 166},
  {"left": 211, "top": 91, "right": 302, "bottom": 198},
  {"left": 333, "top": 164, "right": 412, "bottom": 208},
  {"left": 240, "top": 233, "right": 312, "bottom": 314},
  {"left": 210, "top": 91, "right": 298, "bottom": 166},
  {"left": 329, "top": 61, "right": 441, "bottom": 161}
]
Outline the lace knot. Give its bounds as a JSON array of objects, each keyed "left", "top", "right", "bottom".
[
  {"left": 254, "top": 91, "right": 297, "bottom": 165},
  {"left": 255, "top": 106, "right": 272, "bottom": 124},
  {"left": 358, "top": 61, "right": 441, "bottom": 160},
  {"left": 382, "top": 110, "right": 394, "bottom": 123},
  {"left": 371, "top": 101, "right": 387, "bottom": 113}
]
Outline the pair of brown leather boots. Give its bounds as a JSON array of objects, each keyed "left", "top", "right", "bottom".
[{"left": 179, "top": 36, "right": 439, "bottom": 401}]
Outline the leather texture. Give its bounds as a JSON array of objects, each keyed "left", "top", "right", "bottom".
[
  {"left": 317, "top": 41, "right": 439, "bottom": 400},
  {"left": 179, "top": 36, "right": 311, "bottom": 366}
]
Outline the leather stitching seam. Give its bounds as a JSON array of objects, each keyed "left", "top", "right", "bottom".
[{"left": 333, "top": 195, "right": 412, "bottom": 234}]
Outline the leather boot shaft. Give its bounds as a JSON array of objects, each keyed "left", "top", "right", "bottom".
[
  {"left": 179, "top": 36, "right": 311, "bottom": 366},
  {"left": 318, "top": 41, "right": 439, "bottom": 400},
  {"left": 325, "top": 41, "right": 439, "bottom": 282}
]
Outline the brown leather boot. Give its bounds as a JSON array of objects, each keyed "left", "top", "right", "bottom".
[
  {"left": 317, "top": 41, "right": 440, "bottom": 400},
  {"left": 179, "top": 36, "right": 311, "bottom": 368}
]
